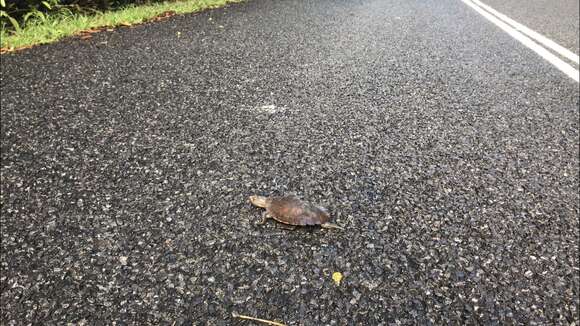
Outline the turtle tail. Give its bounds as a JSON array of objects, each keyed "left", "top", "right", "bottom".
[{"left": 321, "top": 223, "right": 344, "bottom": 230}]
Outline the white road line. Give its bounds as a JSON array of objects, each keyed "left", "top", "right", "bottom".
[
  {"left": 471, "top": 0, "right": 579, "bottom": 65},
  {"left": 461, "top": 0, "right": 579, "bottom": 83}
]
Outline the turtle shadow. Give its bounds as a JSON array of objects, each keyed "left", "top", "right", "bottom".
[{"left": 253, "top": 219, "right": 325, "bottom": 233}]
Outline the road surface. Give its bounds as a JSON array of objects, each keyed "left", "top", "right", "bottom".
[{"left": 1, "top": 0, "right": 578, "bottom": 324}]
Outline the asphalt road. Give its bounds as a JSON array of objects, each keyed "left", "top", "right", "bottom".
[
  {"left": 1, "top": 0, "right": 579, "bottom": 324},
  {"left": 483, "top": 0, "right": 579, "bottom": 55}
]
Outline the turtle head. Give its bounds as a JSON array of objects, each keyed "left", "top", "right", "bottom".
[{"left": 249, "top": 195, "right": 270, "bottom": 208}]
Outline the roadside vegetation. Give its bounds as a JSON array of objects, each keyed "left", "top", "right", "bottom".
[{"left": 0, "top": 0, "right": 239, "bottom": 51}]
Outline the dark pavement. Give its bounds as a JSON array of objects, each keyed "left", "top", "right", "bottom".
[
  {"left": 483, "top": 0, "right": 579, "bottom": 55},
  {"left": 1, "top": 0, "right": 579, "bottom": 324}
]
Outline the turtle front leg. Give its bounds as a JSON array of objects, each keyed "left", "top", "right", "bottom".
[
  {"left": 257, "top": 211, "right": 271, "bottom": 225},
  {"left": 321, "top": 223, "right": 344, "bottom": 230}
]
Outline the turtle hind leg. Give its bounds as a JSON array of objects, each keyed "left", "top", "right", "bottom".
[
  {"left": 257, "top": 211, "right": 271, "bottom": 225},
  {"left": 321, "top": 223, "right": 344, "bottom": 230}
]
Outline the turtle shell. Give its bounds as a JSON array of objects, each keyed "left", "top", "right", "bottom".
[{"left": 266, "top": 196, "right": 331, "bottom": 226}]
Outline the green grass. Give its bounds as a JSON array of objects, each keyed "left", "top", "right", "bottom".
[{"left": 1, "top": 0, "right": 239, "bottom": 50}]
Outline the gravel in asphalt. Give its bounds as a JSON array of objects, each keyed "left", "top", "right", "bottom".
[
  {"left": 483, "top": 0, "right": 579, "bottom": 55},
  {"left": 1, "top": 0, "right": 579, "bottom": 324}
]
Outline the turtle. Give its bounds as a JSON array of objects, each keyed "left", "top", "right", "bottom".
[{"left": 249, "top": 195, "right": 344, "bottom": 230}]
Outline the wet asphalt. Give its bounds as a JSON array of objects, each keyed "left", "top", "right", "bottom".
[
  {"left": 1, "top": 0, "right": 579, "bottom": 324},
  {"left": 483, "top": 0, "right": 579, "bottom": 55}
]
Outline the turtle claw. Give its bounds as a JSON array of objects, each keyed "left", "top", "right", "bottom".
[
  {"left": 320, "top": 223, "right": 344, "bottom": 230},
  {"left": 257, "top": 212, "right": 271, "bottom": 225}
]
